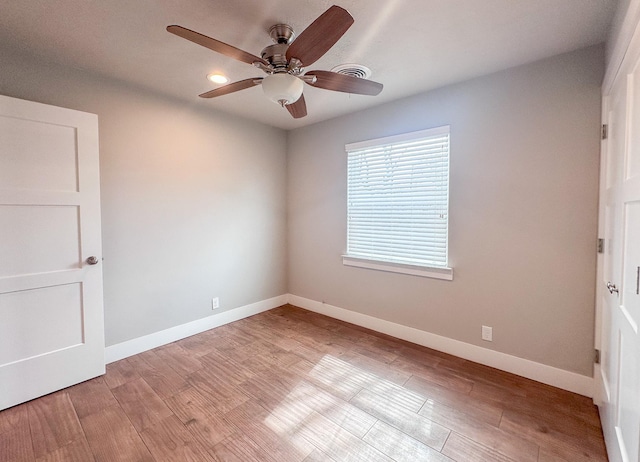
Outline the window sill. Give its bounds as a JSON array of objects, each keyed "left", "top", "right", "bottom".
[{"left": 342, "top": 256, "right": 453, "bottom": 281}]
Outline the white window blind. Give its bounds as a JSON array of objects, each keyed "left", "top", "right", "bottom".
[{"left": 346, "top": 126, "right": 450, "bottom": 270}]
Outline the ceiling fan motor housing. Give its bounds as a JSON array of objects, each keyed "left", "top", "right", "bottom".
[{"left": 261, "top": 43, "right": 290, "bottom": 70}]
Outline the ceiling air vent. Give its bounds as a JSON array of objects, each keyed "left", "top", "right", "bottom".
[{"left": 331, "top": 64, "right": 372, "bottom": 79}]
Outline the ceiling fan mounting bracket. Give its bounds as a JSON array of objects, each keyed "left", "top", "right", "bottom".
[
  {"left": 300, "top": 74, "right": 317, "bottom": 84},
  {"left": 253, "top": 61, "right": 272, "bottom": 73},
  {"left": 269, "top": 24, "right": 295, "bottom": 44},
  {"left": 287, "top": 58, "right": 304, "bottom": 75}
]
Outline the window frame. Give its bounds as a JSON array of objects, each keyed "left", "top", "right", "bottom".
[{"left": 343, "top": 126, "right": 453, "bottom": 280}]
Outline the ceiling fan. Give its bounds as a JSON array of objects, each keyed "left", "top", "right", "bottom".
[{"left": 167, "top": 5, "right": 383, "bottom": 119}]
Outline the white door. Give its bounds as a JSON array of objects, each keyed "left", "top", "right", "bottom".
[
  {"left": 0, "top": 95, "right": 104, "bottom": 410},
  {"left": 596, "top": 24, "right": 640, "bottom": 462}
]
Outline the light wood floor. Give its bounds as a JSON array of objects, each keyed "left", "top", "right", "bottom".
[{"left": 0, "top": 304, "right": 608, "bottom": 462}]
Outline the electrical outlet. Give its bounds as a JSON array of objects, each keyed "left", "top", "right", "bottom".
[
  {"left": 481, "top": 325, "right": 493, "bottom": 342},
  {"left": 212, "top": 297, "right": 220, "bottom": 310}
]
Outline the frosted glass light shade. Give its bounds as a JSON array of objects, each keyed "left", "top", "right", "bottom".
[{"left": 262, "top": 74, "right": 303, "bottom": 106}]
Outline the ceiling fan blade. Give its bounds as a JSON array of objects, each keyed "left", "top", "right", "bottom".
[
  {"left": 286, "top": 94, "right": 307, "bottom": 119},
  {"left": 286, "top": 5, "right": 354, "bottom": 67},
  {"left": 199, "top": 78, "right": 263, "bottom": 98},
  {"left": 167, "top": 25, "right": 268, "bottom": 66},
  {"left": 305, "top": 71, "right": 383, "bottom": 96}
]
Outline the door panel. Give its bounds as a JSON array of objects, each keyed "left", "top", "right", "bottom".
[
  {"left": 0, "top": 283, "right": 84, "bottom": 365},
  {"left": 622, "top": 202, "right": 640, "bottom": 327},
  {"left": 628, "top": 63, "right": 640, "bottom": 181},
  {"left": 0, "top": 95, "right": 104, "bottom": 410},
  {"left": 0, "top": 205, "right": 81, "bottom": 276},
  {"left": 0, "top": 115, "right": 79, "bottom": 191},
  {"left": 617, "top": 323, "right": 639, "bottom": 461},
  {"left": 597, "top": 31, "right": 640, "bottom": 462}
]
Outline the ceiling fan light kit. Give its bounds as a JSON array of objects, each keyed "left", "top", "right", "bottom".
[
  {"left": 167, "top": 5, "right": 383, "bottom": 118},
  {"left": 262, "top": 73, "right": 304, "bottom": 106}
]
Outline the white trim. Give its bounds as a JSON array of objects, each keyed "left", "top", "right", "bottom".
[
  {"left": 604, "top": 0, "right": 640, "bottom": 94},
  {"left": 615, "top": 426, "right": 631, "bottom": 462},
  {"left": 104, "top": 294, "right": 288, "bottom": 364},
  {"left": 345, "top": 125, "right": 450, "bottom": 151},
  {"left": 342, "top": 255, "right": 453, "bottom": 280},
  {"left": 288, "top": 294, "right": 594, "bottom": 397},
  {"left": 601, "top": 365, "right": 611, "bottom": 403},
  {"left": 620, "top": 304, "right": 639, "bottom": 334}
]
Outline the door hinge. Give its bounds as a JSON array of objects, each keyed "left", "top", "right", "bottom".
[
  {"left": 601, "top": 124, "right": 608, "bottom": 140},
  {"left": 597, "top": 238, "right": 604, "bottom": 254},
  {"left": 594, "top": 349, "right": 601, "bottom": 364}
]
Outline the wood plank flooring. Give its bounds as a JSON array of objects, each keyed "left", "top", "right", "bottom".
[{"left": 0, "top": 304, "right": 608, "bottom": 461}]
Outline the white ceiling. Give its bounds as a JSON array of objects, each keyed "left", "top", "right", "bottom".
[{"left": 0, "top": 0, "right": 617, "bottom": 130}]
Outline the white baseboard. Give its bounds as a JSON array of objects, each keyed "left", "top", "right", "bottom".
[
  {"left": 104, "top": 294, "right": 288, "bottom": 364},
  {"left": 288, "top": 294, "right": 594, "bottom": 397},
  {"left": 105, "top": 292, "right": 594, "bottom": 397}
]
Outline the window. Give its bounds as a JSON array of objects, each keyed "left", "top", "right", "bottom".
[{"left": 343, "top": 126, "right": 452, "bottom": 280}]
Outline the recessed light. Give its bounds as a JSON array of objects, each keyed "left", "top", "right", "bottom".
[{"left": 207, "top": 73, "right": 229, "bottom": 84}]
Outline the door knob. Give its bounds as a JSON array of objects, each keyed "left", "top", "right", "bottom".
[
  {"left": 86, "top": 256, "right": 100, "bottom": 265},
  {"left": 606, "top": 282, "right": 619, "bottom": 294}
]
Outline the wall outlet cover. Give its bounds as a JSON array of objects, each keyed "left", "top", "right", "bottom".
[{"left": 482, "top": 325, "right": 493, "bottom": 342}]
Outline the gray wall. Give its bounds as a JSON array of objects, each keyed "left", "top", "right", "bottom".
[
  {"left": 287, "top": 45, "right": 603, "bottom": 376},
  {"left": 0, "top": 48, "right": 288, "bottom": 346}
]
